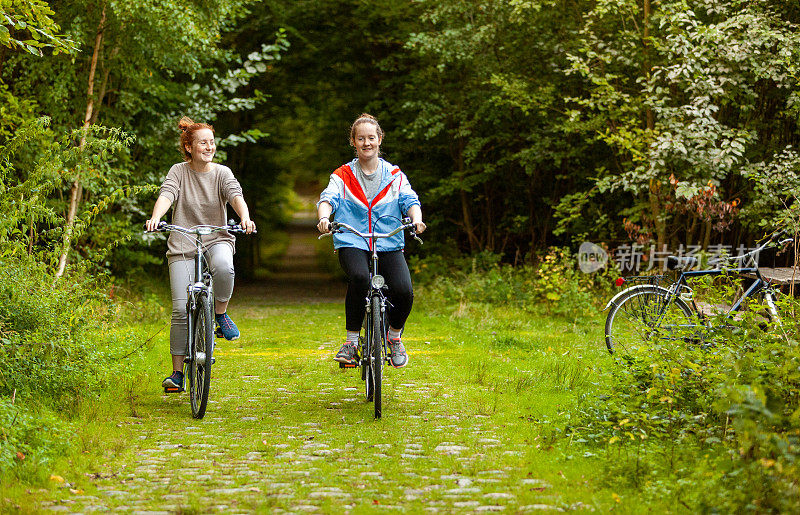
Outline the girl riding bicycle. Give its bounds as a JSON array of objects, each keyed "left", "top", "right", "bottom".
[
  {"left": 146, "top": 117, "right": 256, "bottom": 391},
  {"left": 316, "top": 113, "right": 426, "bottom": 368}
]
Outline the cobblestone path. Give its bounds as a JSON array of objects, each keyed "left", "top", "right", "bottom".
[{"left": 36, "top": 216, "right": 586, "bottom": 513}]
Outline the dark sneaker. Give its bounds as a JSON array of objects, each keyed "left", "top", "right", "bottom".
[
  {"left": 215, "top": 312, "right": 240, "bottom": 340},
  {"left": 162, "top": 371, "right": 184, "bottom": 390},
  {"left": 334, "top": 342, "right": 358, "bottom": 364},
  {"left": 387, "top": 337, "right": 408, "bottom": 368}
]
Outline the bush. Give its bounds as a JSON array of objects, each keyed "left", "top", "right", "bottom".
[
  {"left": 409, "top": 247, "right": 618, "bottom": 319},
  {"left": 0, "top": 399, "right": 71, "bottom": 481},
  {"left": 0, "top": 255, "right": 119, "bottom": 407},
  {"left": 575, "top": 294, "right": 800, "bottom": 511}
]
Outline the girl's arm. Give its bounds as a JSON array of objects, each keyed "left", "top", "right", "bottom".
[
  {"left": 146, "top": 195, "right": 173, "bottom": 231},
  {"left": 231, "top": 196, "right": 256, "bottom": 234},
  {"left": 407, "top": 204, "right": 426, "bottom": 234},
  {"left": 317, "top": 201, "right": 333, "bottom": 233}
]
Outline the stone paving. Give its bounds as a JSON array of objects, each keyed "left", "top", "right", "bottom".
[
  {"left": 35, "top": 366, "right": 573, "bottom": 514},
  {"left": 32, "top": 215, "right": 586, "bottom": 513}
]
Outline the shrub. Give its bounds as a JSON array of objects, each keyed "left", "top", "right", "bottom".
[
  {"left": 0, "top": 399, "right": 71, "bottom": 481},
  {"left": 409, "top": 247, "right": 618, "bottom": 319},
  {"left": 576, "top": 293, "right": 800, "bottom": 511},
  {"left": 0, "top": 255, "right": 118, "bottom": 407}
]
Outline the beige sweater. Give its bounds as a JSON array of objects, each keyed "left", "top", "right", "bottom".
[{"left": 159, "top": 162, "right": 244, "bottom": 263}]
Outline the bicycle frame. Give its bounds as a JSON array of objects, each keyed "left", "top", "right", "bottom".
[
  {"left": 320, "top": 217, "right": 420, "bottom": 418},
  {"left": 670, "top": 267, "right": 780, "bottom": 323},
  {"left": 324, "top": 219, "right": 419, "bottom": 364},
  {"left": 147, "top": 221, "right": 251, "bottom": 417},
  {"left": 185, "top": 229, "right": 214, "bottom": 369}
]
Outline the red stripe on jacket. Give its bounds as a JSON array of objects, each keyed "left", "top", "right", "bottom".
[{"left": 333, "top": 165, "right": 368, "bottom": 206}]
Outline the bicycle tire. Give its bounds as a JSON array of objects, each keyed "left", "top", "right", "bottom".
[
  {"left": 605, "top": 285, "right": 695, "bottom": 357},
  {"left": 371, "top": 294, "right": 383, "bottom": 419},
  {"left": 360, "top": 315, "right": 368, "bottom": 382},
  {"left": 364, "top": 314, "right": 374, "bottom": 402},
  {"left": 190, "top": 293, "right": 214, "bottom": 419}
]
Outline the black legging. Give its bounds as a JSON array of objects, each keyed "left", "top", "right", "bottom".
[{"left": 338, "top": 247, "right": 414, "bottom": 332}]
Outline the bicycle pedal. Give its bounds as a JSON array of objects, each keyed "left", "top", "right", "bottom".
[
  {"left": 339, "top": 362, "right": 358, "bottom": 369},
  {"left": 163, "top": 386, "right": 184, "bottom": 394},
  {"left": 215, "top": 327, "right": 223, "bottom": 338}
]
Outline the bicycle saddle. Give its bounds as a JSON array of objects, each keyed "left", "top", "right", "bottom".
[{"left": 666, "top": 256, "right": 698, "bottom": 270}]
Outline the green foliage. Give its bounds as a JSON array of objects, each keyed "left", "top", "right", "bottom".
[
  {"left": 397, "top": 0, "right": 591, "bottom": 257},
  {"left": 576, "top": 292, "right": 800, "bottom": 510},
  {"left": 0, "top": 399, "right": 71, "bottom": 480},
  {"left": 567, "top": 0, "right": 800, "bottom": 245},
  {"left": 0, "top": 117, "right": 147, "bottom": 269},
  {"left": 0, "top": 0, "right": 77, "bottom": 56},
  {"left": 0, "top": 254, "right": 117, "bottom": 404},
  {"left": 411, "top": 248, "right": 617, "bottom": 320}
]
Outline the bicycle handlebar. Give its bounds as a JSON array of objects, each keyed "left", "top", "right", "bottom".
[
  {"left": 706, "top": 230, "right": 793, "bottom": 266},
  {"left": 318, "top": 219, "right": 423, "bottom": 245},
  {"left": 143, "top": 219, "right": 256, "bottom": 235}
]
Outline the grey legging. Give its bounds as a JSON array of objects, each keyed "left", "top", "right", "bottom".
[{"left": 168, "top": 242, "right": 234, "bottom": 355}]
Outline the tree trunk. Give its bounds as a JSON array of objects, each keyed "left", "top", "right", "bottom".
[
  {"left": 701, "top": 220, "right": 711, "bottom": 251},
  {"left": 454, "top": 138, "right": 478, "bottom": 252},
  {"left": 56, "top": 6, "right": 106, "bottom": 279},
  {"left": 485, "top": 182, "right": 494, "bottom": 252},
  {"left": 642, "top": 0, "right": 665, "bottom": 247}
]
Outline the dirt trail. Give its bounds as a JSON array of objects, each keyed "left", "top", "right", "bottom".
[{"left": 236, "top": 210, "right": 345, "bottom": 304}]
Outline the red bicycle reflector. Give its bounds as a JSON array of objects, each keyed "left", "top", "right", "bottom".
[{"left": 615, "top": 277, "right": 625, "bottom": 287}]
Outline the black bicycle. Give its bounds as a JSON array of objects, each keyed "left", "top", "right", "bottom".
[
  {"left": 604, "top": 231, "right": 793, "bottom": 357},
  {"left": 145, "top": 220, "right": 252, "bottom": 418},
  {"left": 320, "top": 218, "right": 421, "bottom": 419}
]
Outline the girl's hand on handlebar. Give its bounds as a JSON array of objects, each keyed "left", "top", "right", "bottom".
[
  {"left": 145, "top": 218, "right": 162, "bottom": 232},
  {"left": 240, "top": 218, "right": 256, "bottom": 234},
  {"left": 412, "top": 221, "right": 426, "bottom": 234},
  {"left": 317, "top": 217, "right": 331, "bottom": 234}
]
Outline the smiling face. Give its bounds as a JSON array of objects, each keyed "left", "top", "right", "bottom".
[
  {"left": 351, "top": 122, "right": 382, "bottom": 162},
  {"left": 186, "top": 128, "right": 216, "bottom": 164}
]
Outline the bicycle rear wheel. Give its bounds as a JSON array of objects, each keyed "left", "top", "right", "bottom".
[
  {"left": 605, "top": 285, "right": 696, "bottom": 358},
  {"left": 190, "top": 294, "right": 214, "bottom": 419},
  {"left": 370, "top": 295, "right": 383, "bottom": 419}
]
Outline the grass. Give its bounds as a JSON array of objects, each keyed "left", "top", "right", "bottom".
[{"left": 1, "top": 291, "right": 682, "bottom": 513}]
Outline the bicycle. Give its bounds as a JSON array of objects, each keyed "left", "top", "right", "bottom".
[
  {"left": 319, "top": 217, "right": 422, "bottom": 419},
  {"left": 604, "top": 231, "right": 793, "bottom": 358},
  {"left": 145, "top": 220, "right": 253, "bottom": 419}
]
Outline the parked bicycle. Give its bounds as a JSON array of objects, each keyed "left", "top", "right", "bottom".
[
  {"left": 320, "top": 217, "right": 422, "bottom": 419},
  {"left": 145, "top": 220, "right": 253, "bottom": 418},
  {"left": 604, "top": 231, "right": 793, "bottom": 358}
]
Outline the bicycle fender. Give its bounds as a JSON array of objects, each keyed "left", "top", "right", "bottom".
[{"left": 604, "top": 285, "right": 664, "bottom": 311}]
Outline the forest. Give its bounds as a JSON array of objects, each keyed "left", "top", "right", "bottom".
[
  {"left": 3, "top": 0, "right": 800, "bottom": 512},
  {"left": 3, "top": 0, "right": 799, "bottom": 275}
]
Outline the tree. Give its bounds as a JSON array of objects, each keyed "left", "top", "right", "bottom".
[{"left": 567, "top": 0, "right": 800, "bottom": 249}]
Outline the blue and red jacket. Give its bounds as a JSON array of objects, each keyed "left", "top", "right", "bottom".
[{"left": 318, "top": 158, "right": 421, "bottom": 252}]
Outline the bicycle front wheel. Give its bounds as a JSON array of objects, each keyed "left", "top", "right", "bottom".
[
  {"left": 370, "top": 295, "right": 383, "bottom": 419},
  {"left": 190, "top": 294, "right": 214, "bottom": 419},
  {"left": 605, "top": 285, "right": 696, "bottom": 358}
]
